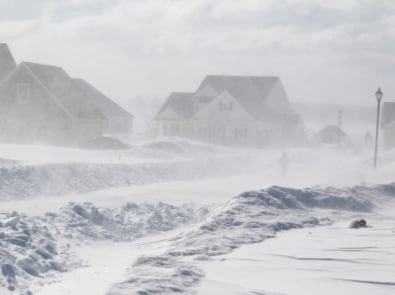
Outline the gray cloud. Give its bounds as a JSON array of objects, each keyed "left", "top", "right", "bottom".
[{"left": 0, "top": 0, "right": 54, "bottom": 20}]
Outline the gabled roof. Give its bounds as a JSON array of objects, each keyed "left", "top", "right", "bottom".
[
  {"left": 155, "top": 92, "right": 195, "bottom": 120},
  {"left": 192, "top": 85, "right": 218, "bottom": 104},
  {"left": 21, "top": 61, "right": 105, "bottom": 119},
  {"left": 72, "top": 78, "right": 133, "bottom": 118},
  {"left": 195, "top": 75, "right": 284, "bottom": 120},
  {"left": 156, "top": 75, "right": 294, "bottom": 122},
  {"left": 18, "top": 61, "right": 133, "bottom": 120},
  {"left": 0, "top": 45, "right": 133, "bottom": 122},
  {"left": 381, "top": 102, "right": 395, "bottom": 129},
  {"left": 17, "top": 62, "right": 107, "bottom": 119},
  {"left": 0, "top": 43, "right": 17, "bottom": 82}
]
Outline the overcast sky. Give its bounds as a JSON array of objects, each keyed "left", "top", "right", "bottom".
[{"left": 1, "top": 0, "right": 394, "bottom": 107}]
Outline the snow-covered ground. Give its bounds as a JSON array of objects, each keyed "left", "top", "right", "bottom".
[
  {"left": 197, "top": 203, "right": 395, "bottom": 295},
  {"left": 1, "top": 137, "right": 395, "bottom": 295}
]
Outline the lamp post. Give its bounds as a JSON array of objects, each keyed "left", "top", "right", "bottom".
[{"left": 374, "top": 87, "right": 383, "bottom": 168}]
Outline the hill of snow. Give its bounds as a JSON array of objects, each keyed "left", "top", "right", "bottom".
[{"left": 109, "top": 183, "right": 395, "bottom": 295}]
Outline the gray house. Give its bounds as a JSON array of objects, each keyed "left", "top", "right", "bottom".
[
  {"left": 0, "top": 43, "right": 16, "bottom": 81},
  {"left": 154, "top": 75, "right": 304, "bottom": 146},
  {"left": 0, "top": 44, "right": 133, "bottom": 145},
  {"left": 381, "top": 102, "right": 395, "bottom": 149}
]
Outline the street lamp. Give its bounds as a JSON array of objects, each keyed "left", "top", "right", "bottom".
[{"left": 374, "top": 87, "right": 383, "bottom": 168}]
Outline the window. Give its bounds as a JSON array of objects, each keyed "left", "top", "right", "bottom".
[
  {"left": 183, "top": 125, "right": 189, "bottom": 136},
  {"left": 172, "top": 124, "right": 180, "bottom": 136},
  {"left": 220, "top": 101, "right": 233, "bottom": 112},
  {"left": 234, "top": 128, "right": 248, "bottom": 141},
  {"left": 217, "top": 128, "right": 226, "bottom": 140},
  {"left": 162, "top": 123, "right": 168, "bottom": 135},
  {"left": 16, "top": 83, "right": 30, "bottom": 104}
]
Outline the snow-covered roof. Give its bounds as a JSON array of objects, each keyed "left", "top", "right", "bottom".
[
  {"left": 155, "top": 92, "right": 195, "bottom": 120},
  {"left": 0, "top": 44, "right": 133, "bottom": 121},
  {"left": 21, "top": 62, "right": 106, "bottom": 119},
  {"left": 72, "top": 78, "right": 134, "bottom": 119},
  {"left": 156, "top": 75, "right": 294, "bottom": 122},
  {"left": 195, "top": 75, "right": 285, "bottom": 120},
  {"left": 0, "top": 43, "right": 17, "bottom": 82},
  {"left": 4, "top": 61, "right": 133, "bottom": 120}
]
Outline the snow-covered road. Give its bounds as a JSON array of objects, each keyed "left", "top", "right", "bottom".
[{"left": 34, "top": 231, "right": 179, "bottom": 295}]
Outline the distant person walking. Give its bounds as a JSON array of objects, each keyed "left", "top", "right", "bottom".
[{"left": 279, "top": 152, "right": 289, "bottom": 177}]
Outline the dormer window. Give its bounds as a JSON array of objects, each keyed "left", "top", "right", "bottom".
[{"left": 16, "top": 83, "right": 30, "bottom": 104}]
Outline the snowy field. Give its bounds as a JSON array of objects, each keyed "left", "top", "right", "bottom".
[
  {"left": 197, "top": 203, "right": 395, "bottom": 295},
  {"left": 1, "top": 136, "right": 395, "bottom": 295}
]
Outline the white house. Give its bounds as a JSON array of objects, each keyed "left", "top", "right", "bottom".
[
  {"left": 381, "top": 102, "right": 395, "bottom": 149},
  {"left": 154, "top": 75, "right": 304, "bottom": 146}
]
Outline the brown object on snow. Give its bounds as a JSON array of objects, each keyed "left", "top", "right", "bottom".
[{"left": 349, "top": 219, "right": 367, "bottom": 229}]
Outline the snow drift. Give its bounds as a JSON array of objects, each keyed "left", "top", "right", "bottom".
[
  {"left": 0, "top": 202, "right": 209, "bottom": 295},
  {"left": 0, "top": 212, "right": 66, "bottom": 295},
  {"left": 2, "top": 182, "right": 394, "bottom": 295},
  {"left": 108, "top": 183, "right": 395, "bottom": 295},
  {"left": 0, "top": 140, "right": 262, "bottom": 200}
]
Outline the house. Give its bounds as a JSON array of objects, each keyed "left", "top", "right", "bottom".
[
  {"left": 0, "top": 44, "right": 133, "bottom": 145},
  {"left": 154, "top": 75, "right": 304, "bottom": 146},
  {"left": 0, "top": 43, "right": 16, "bottom": 81},
  {"left": 381, "top": 102, "right": 395, "bottom": 149},
  {"left": 313, "top": 125, "right": 348, "bottom": 145}
]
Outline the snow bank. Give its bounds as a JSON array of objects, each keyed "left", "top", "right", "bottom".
[
  {"left": 167, "top": 184, "right": 376, "bottom": 258},
  {"left": 47, "top": 202, "right": 209, "bottom": 241},
  {"left": 107, "top": 256, "right": 204, "bottom": 295},
  {"left": 109, "top": 183, "right": 395, "bottom": 295},
  {"left": 0, "top": 158, "right": 250, "bottom": 200},
  {"left": 0, "top": 141, "right": 262, "bottom": 200},
  {"left": 0, "top": 202, "right": 209, "bottom": 295},
  {"left": 2, "top": 182, "right": 394, "bottom": 294},
  {"left": 0, "top": 212, "right": 66, "bottom": 295},
  {"left": 0, "top": 157, "right": 18, "bottom": 168}
]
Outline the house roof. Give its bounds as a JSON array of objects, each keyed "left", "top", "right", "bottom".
[
  {"left": 156, "top": 75, "right": 294, "bottom": 122},
  {"left": 195, "top": 75, "right": 285, "bottom": 120},
  {"left": 20, "top": 61, "right": 132, "bottom": 120},
  {"left": 72, "top": 78, "right": 133, "bottom": 118},
  {"left": 155, "top": 92, "right": 195, "bottom": 120},
  {"left": 0, "top": 45, "right": 133, "bottom": 122},
  {"left": 21, "top": 61, "right": 105, "bottom": 119},
  {"left": 381, "top": 102, "right": 395, "bottom": 129},
  {"left": 0, "top": 43, "right": 17, "bottom": 82},
  {"left": 314, "top": 125, "right": 348, "bottom": 144}
]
